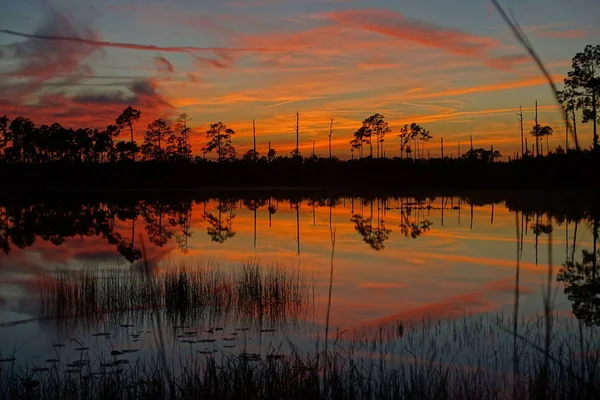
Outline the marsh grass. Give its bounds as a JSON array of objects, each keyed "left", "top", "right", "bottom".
[
  {"left": 38, "top": 260, "right": 311, "bottom": 331},
  {"left": 1, "top": 313, "right": 598, "bottom": 400}
]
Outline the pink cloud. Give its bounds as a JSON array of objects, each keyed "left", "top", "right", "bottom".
[
  {"left": 323, "top": 9, "right": 498, "bottom": 57},
  {"left": 484, "top": 278, "right": 534, "bottom": 295},
  {"left": 485, "top": 54, "right": 530, "bottom": 71}
]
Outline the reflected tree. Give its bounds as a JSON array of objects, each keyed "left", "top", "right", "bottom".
[
  {"left": 350, "top": 214, "right": 391, "bottom": 251},
  {"left": 203, "top": 200, "right": 236, "bottom": 243},
  {"left": 558, "top": 249, "right": 599, "bottom": 326},
  {"left": 350, "top": 200, "right": 391, "bottom": 250},
  {"left": 400, "top": 217, "right": 433, "bottom": 239},
  {"left": 0, "top": 206, "right": 10, "bottom": 254},
  {"left": 531, "top": 218, "right": 553, "bottom": 265},
  {"left": 142, "top": 201, "right": 176, "bottom": 247},
  {"left": 399, "top": 200, "right": 433, "bottom": 239},
  {"left": 558, "top": 217, "right": 599, "bottom": 326},
  {"left": 171, "top": 201, "right": 194, "bottom": 253}
]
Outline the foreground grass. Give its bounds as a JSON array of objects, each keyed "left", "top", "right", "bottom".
[
  {"left": 1, "top": 313, "right": 598, "bottom": 400},
  {"left": 38, "top": 260, "right": 311, "bottom": 331}
]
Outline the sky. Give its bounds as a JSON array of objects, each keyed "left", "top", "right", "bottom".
[{"left": 0, "top": 0, "right": 599, "bottom": 158}]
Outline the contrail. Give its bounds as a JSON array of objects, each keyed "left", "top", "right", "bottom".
[{"left": 0, "top": 28, "right": 272, "bottom": 53}]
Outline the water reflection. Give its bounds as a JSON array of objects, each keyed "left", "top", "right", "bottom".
[
  {"left": 557, "top": 217, "right": 599, "bottom": 327},
  {"left": 0, "top": 191, "right": 599, "bottom": 332}
]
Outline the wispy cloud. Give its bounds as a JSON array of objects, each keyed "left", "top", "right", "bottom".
[
  {"left": 0, "top": 28, "right": 271, "bottom": 54},
  {"left": 153, "top": 56, "right": 175, "bottom": 73},
  {"left": 535, "top": 28, "right": 594, "bottom": 39},
  {"left": 323, "top": 9, "right": 498, "bottom": 57}
]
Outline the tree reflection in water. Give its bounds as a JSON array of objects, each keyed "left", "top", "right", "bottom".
[{"left": 558, "top": 217, "right": 599, "bottom": 327}]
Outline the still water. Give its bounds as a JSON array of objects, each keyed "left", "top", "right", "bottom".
[{"left": 0, "top": 192, "right": 597, "bottom": 372}]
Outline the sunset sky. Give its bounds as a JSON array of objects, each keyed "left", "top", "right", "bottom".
[{"left": 1, "top": 0, "right": 598, "bottom": 158}]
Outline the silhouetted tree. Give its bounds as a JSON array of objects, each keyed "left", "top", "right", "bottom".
[
  {"left": 563, "top": 45, "right": 600, "bottom": 148},
  {"left": 116, "top": 106, "right": 141, "bottom": 144},
  {"left": 530, "top": 124, "right": 553, "bottom": 156},
  {"left": 9, "top": 117, "right": 35, "bottom": 162},
  {"left": 461, "top": 148, "right": 502, "bottom": 163},
  {"left": 142, "top": 119, "right": 172, "bottom": 161},
  {"left": 0, "top": 115, "right": 9, "bottom": 159},
  {"left": 93, "top": 125, "right": 119, "bottom": 163},
  {"left": 363, "top": 114, "right": 391, "bottom": 159},
  {"left": 203, "top": 122, "right": 236, "bottom": 162},
  {"left": 350, "top": 125, "right": 369, "bottom": 158},
  {"left": 267, "top": 147, "right": 276, "bottom": 162},
  {"left": 399, "top": 124, "right": 410, "bottom": 159},
  {"left": 242, "top": 149, "right": 260, "bottom": 161},
  {"left": 541, "top": 125, "right": 554, "bottom": 155},
  {"left": 175, "top": 113, "right": 192, "bottom": 160},
  {"left": 557, "top": 87, "right": 579, "bottom": 148},
  {"left": 419, "top": 128, "right": 433, "bottom": 159},
  {"left": 115, "top": 141, "right": 140, "bottom": 162},
  {"left": 401, "top": 123, "right": 427, "bottom": 160}
]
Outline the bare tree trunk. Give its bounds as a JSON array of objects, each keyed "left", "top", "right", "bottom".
[
  {"left": 295, "top": 112, "right": 300, "bottom": 157},
  {"left": 253, "top": 118, "right": 257, "bottom": 161},
  {"left": 572, "top": 110, "right": 578, "bottom": 150},
  {"left": 329, "top": 118, "right": 333, "bottom": 159},
  {"left": 593, "top": 91, "right": 598, "bottom": 149},
  {"left": 519, "top": 106, "right": 524, "bottom": 157},
  {"left": 513, "top": 211, "right": 521, "bottom": 397},
  {"left": 296, "top": 202, "right": 300, "bottom": 255},
  {"left": 535, "top": 100, "right": 540, "bottom": 157}
]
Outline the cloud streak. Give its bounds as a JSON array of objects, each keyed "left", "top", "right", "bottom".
[
  {"left": 0, "top": 28, "right": 272, "bottom": 54},
  {"left": 324, "top": 9, "right": 498, "bottom": 57},
  {"left": 153, "top": 56, "right": 175, "bottom": 73}
]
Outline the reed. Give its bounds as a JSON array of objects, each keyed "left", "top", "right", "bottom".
[
  {"left": 1, "top": 313, "right": 598, "bottom": 400},
  {"left": 38, "top": 260, "right": 311, "bottom": 332}
]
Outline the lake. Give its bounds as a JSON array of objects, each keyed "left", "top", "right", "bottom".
[{"left": 0, "top": 191, "right": 598, "bottom": 398}]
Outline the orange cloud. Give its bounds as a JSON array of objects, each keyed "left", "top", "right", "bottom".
[
  {"left": 484, "top": 278, "right": 534, "bottom": 295},
  {"left": 485, "top": 54, "right": 530, "bottom": 71},
  {"left": 358, "top": 282, "right": 408, "bottom": 290},
  {"left": 409, "top": 75, "right": 563, "bottom": 99}
]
